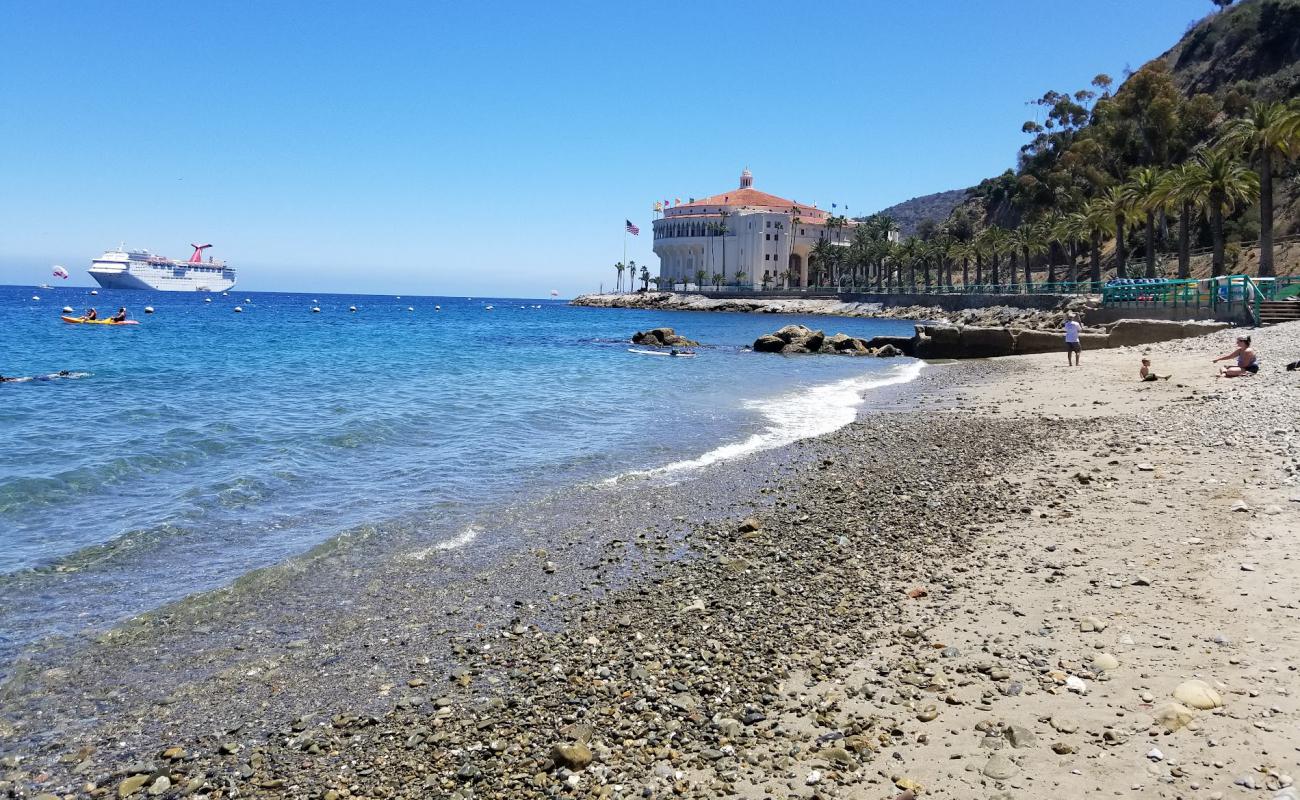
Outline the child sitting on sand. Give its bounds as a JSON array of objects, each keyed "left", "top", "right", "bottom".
[{"left": 1139, "top": 358, "right": 1170, "bottom": 382}]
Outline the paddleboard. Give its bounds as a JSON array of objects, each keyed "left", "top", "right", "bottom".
[
  {"left": 61, "top": 316, "right": 139, "bottom": 326},
  {"left": 628, "top": 348, "right": 695, "bottom": 358}
]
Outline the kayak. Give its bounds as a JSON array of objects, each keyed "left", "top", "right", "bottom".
[
  {"left": 61, "top": 316, "right": 139, "bottom": 326},
  {"left": 628, "top": 348, "right": 695, "bottom": 358}
]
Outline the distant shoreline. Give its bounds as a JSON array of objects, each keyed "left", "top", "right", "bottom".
[{"left": 571, "top": 290, "right": 1080, "bottom": 331}]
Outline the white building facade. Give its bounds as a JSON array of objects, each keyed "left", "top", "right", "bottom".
[{"left": 653, "top": 169, "right": 853, "bottom": 291}]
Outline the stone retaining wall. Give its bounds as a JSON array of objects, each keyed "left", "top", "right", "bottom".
[{"left": 868, "top": 319, "right": 1231, "bottom": 360}]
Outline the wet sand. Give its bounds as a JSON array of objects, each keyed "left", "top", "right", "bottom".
[{"left": 3, "top": 322, "right": 1299, "bottom": 799}]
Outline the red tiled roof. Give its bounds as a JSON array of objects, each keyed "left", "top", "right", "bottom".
[{"left": 675, "top": 187, "right": 819, "bottom": 212}]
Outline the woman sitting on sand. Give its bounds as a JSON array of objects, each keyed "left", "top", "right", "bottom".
[
  {"left": 1139, "top": 358, "right": 1170, "bottom": 382},
  {"left": 1213, "top": 335, "right": 1258, "bottom": 377}
]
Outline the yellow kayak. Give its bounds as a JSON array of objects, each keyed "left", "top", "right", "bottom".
[{"left": 61, "top": 316, "right": 139, "bottom": 326}]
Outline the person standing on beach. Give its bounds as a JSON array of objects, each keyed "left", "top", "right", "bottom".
[{"left": 1064, "top": 311, "right": 1082, "bottom": 366}]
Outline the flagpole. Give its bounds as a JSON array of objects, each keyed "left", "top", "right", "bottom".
[{"left": 623, "top": 226, "right": 627, "bottom": 293}]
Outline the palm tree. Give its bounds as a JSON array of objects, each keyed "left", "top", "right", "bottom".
[
  {"left": 1101, "top": 186, "right": 1133, "bottom": 279},
  {"left": 694, "top": 268, "right": 707, "bottom": 290},
  {"left": 1155, "top": 163, "right": 1205, "bottom": 279},
  {"left": 976, "top": 227, "right": 1009, "bottom": 287},
  {"left": 1082, "top": 198, "right": 1115, "bottom": 287},
  {"left": 734, "top": 270, "right": 746, "bottom": 288},
  {"left": 810, "top": 239, "right": 835, "bottom": 289},
  {"left": 1219, "top": 101, "right": 1300, "bottom": 277},
  {"left": 948, "top": 240, "right": 972, "bottom": 289},
  {"left": 971, "top": 234, "right": 986, "bottom": 287},
  {"left": 1181, "top": 147, "right": 1260, "bottom": 278},
  {"left": 1120, "top": 167, "right": 1166, "bottom": 278},
  {"left": 614, "top": 261, "right": 625, "bottom": 292},
  {"left": 627, "top": 260, "right": 637, "bottom": 293},
  {"left": 934, "top": 234, "right": 955, "bottom": 289},
  {"left": 1009, "top": 224, "right": 1048, "bottom": 290},
  {"left": 718, "top": 210, "right": 731, "bottom": 280},
  {"left": 1055, "top": 213, "right": 1090, "bottom": 284},
  {"left": 640, "top": 265, "right": 650, "bottom": 291}
]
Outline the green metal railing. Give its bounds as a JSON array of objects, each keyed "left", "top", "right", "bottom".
[
  {"left": 830, "top": 280, "right": 1099, "bottom": 296},
  {"left": 1101, "top": 275, "right": 1270, "bottom": 326}
]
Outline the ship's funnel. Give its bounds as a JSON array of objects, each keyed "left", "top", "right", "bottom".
[{"left": 189, "top": 243, "right": 213, "bottom": 263}]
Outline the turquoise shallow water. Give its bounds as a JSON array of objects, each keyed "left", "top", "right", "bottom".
[{"left": 0, "top": 285, "right": 917, "bottom": 662}]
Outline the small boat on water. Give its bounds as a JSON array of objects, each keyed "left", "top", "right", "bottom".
[
  {"left": 628, "top": 348, "right": 695, "bottom": 358},
  {"left": 61, "top": 316, "right": 139, "bottom": 326}
]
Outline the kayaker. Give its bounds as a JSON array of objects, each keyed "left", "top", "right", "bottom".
[
  {"left": 85, "top": 308, "right": 98, "bottom": 320},
  {"left": 110, "top": 307, "right": 128, "bottom": 323}
]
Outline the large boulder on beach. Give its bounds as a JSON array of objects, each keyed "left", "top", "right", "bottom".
[
  {"left": 631, "top": 327, "right": 699, "bottom": 347},
  {"left": 753, "top": 334, "right": 786, "bottom": 353},
  {"left": 1106, "top": 319, "right": 1203, "bottom": 348},
  {"left": 921, "top": 324, "right": 962, "bottom": 345},
  {"left": 1181, "top": 320, "right": 1230, "bottom": 338},
  {"left": 1013, "top": 328, "right": 1109, "bottom": 354},
  {"left": 865, "top": 335, "right": 916, "bottom": 355},
  {"left": 823, "top": 333, "right": 869, "bottom": 353},
  {"left": 914, "top": 326, "right": 1015, "bottom": 358}
]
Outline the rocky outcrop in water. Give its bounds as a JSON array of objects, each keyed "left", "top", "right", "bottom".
[
  {"left": 752, "top": 325, "right": 895, "bottom": 356},
  {"left": 631, "top": 327, "right": 699, "bottom": 347}
]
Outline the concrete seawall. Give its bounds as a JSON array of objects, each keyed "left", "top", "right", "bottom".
[{"left": 865, "top": 319, "right": 1231, "bottom": 360}]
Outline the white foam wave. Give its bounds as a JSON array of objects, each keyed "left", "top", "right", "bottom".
[
  {"left": 404, "top": 526, "right": 481, "bottom": 560},
  {"left": 607, "top": 360, "right": 925, "bottom": 484}
]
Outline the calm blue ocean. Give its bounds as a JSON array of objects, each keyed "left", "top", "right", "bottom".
[{"left": 0, "top": 285, "right": 917, "bottom": 663}]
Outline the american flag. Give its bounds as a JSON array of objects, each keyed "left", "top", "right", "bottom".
[{"left": 625, "top": 220, "right": 640, "bottom": 235}]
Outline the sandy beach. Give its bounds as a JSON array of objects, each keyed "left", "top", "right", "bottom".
[{"left": 3, "top": 321, "right": 1299, "bottom": 800}]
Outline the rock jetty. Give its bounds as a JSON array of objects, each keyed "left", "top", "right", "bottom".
[
  {"left": 574, "top": 291, "right": 1091, "bottom": 331},
  {"left": 752, "top": 324, "right": 900, "bottom": 356}
]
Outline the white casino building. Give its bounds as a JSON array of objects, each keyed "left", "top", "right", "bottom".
[{"left": 653, "top": 169, "right": 855, "bottom": 290}]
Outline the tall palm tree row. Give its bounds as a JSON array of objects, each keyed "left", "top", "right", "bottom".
[
  {"left": 1120, "top": 166, "right": 1166, "bottom": 278},
  {"left": 1181, "top": 146, "right": 1261, "bottom": 277},
  {"left": 1082, "top": 197, "right": 1115, "bottom": 286},
  {"left": 1100, "top": 186, "right": 1133, "bottom": 279},
  {"left": 1154, "top": 162, "right": 1205, "bottom": 279},
  {"left": 1219, "top": 100, "right": 1300, "bottom": 277}
]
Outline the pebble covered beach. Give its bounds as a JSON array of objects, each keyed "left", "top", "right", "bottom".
[{"left": 3, "top": 321, "right": 1300, "bottom": 800}]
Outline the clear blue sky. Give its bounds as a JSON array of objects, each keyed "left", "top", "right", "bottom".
[{"left": 1, "top": 0, "right": 1211, "bottom": 297}]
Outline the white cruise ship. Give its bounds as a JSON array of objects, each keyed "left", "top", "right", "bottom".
[{"left": 88, "top": 244, "right": 237, "bottom": 292}]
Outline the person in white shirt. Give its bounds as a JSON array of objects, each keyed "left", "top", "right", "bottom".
[{"left": 1063, "top": 311, "right": 1083, "bottom": 366}]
